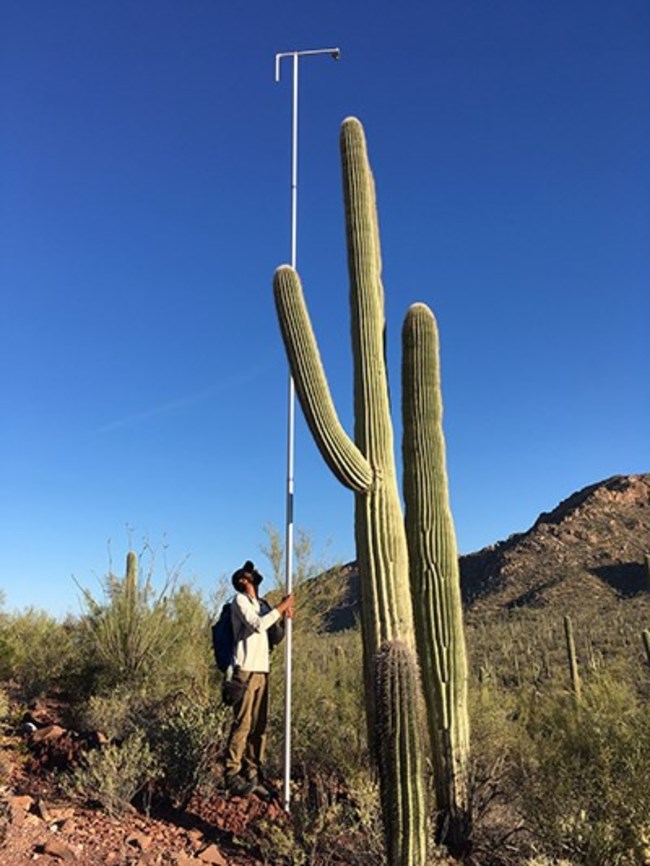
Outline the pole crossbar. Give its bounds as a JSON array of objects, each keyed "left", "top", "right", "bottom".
[{"left": 274, "top": 46, "right": 340, "bottom": 813}]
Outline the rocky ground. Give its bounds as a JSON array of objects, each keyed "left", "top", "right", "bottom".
[{"left": 0, "top": 702, "right": 289, "bottom": 866}]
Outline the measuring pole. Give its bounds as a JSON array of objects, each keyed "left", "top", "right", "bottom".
[{"left": 274, "top": 47, "right": 340, "bottom": 812}]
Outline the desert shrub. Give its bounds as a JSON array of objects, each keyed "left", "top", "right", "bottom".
[
  {"left": 78, "top": 550, "right": 217, "bottom": 705},
  {"left": 466, "top": 605, "right": 650, "bottom": 696},
  {"left": 78, "top": 551, "right": 177, "bottom": 692},
  {"left": 157, "top": 584, "right": 215, "bottom": 698},
  {"left": 80, "top": 688, "right": 145, "bottom": 741},
  {"left": 64, "top": 731, "right": 160, "bottom": 817},
  {"left": 523, "top": 860, "right": 575, "bottom": 866},
  {"left": 268, "top": 628, "right": 367, "bottom": 779},
  {"left": 254, "top": 771, "right": 386, "bottom": 866},
  {"left": 345, "top": 769, "right": 387, "bottom": 864},
  {"left": 148, "top": 697, "right": 228, "bottom": 809},
  {"left": 0, "top": 609, "right": 79, "bottom": 698},
  {"left": 514, "top": 674, "right": 650, "bottom": 865},
  {"left": 260, "top": 523, "right": 341, "bottom": 592},
  {"left": 0, "top": 686, "right": 9, "bottom": 722}
]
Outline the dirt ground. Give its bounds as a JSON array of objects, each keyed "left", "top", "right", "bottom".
[{"left": 0, "top": 698, "right": 290, "bottom": 866}]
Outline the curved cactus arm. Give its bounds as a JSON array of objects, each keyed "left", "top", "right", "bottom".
[
  {"left": 402, "top": 302, "right": 471, "bottom": 852},
  {"left": 375, "top": 640, "right": 429, "bottom": 866},
  {"left": 273, "top": 264, "right": 373, "bottom": 493}
]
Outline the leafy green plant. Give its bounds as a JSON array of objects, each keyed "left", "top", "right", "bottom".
[
  {"left": 148, "top": 698, "right": 228, "bottom": 809},
  {"left": 260, "top": 522, "right": 340, "bottom": 590},
  {"left": 77, "top": 550, "right": 216, "bottom": 706},
  {"left": 0, "top": 609, "right": 79, "bottom": 698},
  {"left": 268, "top": 629, "right": 368, "bottom": 780},
  {"left": 78, "top": 551, "right": 175, "bottom": 691},
  {"left": 514, "top": 674, "right": 650, "bottom": 865},
  {"left": 0, "top": 686, "right": 9, "bottom": 722},
  {"left": 256, "top": 772, "right": 387, "bottom": 866},
  {"left": 80, "top": 688, "right": 143, "bottom": 741},
  {"left": 64, "top": 731, "right": 160, "bottom": 817}
]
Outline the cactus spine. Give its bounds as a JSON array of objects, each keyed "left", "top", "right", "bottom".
[
  {"left": 402, "top": 304, "right": 471, "bottom": 845},
  {"left": 273, "top": 117, "right": 471, "bottom": 859},
  {"left": 375, "top": 641, "right": 428, "bottom": 865}
]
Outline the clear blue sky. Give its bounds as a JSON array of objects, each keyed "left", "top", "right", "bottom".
[{"left": 1, "top": 0, "right": 648, "bottom": 617}]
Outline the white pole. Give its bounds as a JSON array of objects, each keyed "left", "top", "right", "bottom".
[{"left": 275, "top": 46, "right": 340, "bottom": 813}]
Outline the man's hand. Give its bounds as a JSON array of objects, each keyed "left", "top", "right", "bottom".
[{"left": 277, "top": 593, "right": 295, "bottom": 618}]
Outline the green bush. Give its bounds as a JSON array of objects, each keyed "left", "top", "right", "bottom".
[
  {"left": 157, "top": 584, "right": 216, "bottom": 697},
  {"left": 268, "top": 629, "right": 368, "bottom": 779},
  {"left": 0, "top": 609, "right": 80, "bottom": 698},
  {"left": 77, "top": 552, "right": 217, "bottom": 706},
  {"left": 0, "top": 686, "right": 9, "bottom": 722},
  {"left": 80, "top": 688, "right": 145, "bottom": 741},
  {"left": 64, "top": 731, "right": 160, "bottom": 817},
  {"left": 78, "top": 552, "right": 176, "bottom": 692},
  {"left": 514, "top": 674, "right": 650, "bottom": 866},
  {"left": 254, "top": 770, "right": 386, "bottom": 866},
  {"left": 148, "top": 697, "right": 228, "bottom": 809}
]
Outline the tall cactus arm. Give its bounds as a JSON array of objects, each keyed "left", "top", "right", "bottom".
[
  {"left": 402, "top": 302, "right": 471, "bottom": 851},
  {"left": 340, "top": 117, "right": 390, "bottom": 465},
  {"left": 273, "top": 264, "right": 373, "bottom": 493},
  {"left": 339, "top": 117, "right": 414, "bottom": 649}
]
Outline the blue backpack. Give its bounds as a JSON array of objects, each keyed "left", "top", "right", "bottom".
[{"left": 211, "top": 602, "right": 234, "bottom": 673}]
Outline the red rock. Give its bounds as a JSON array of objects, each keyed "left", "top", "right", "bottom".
[
  {"left": 50, "top": 805, "right": 75, "bottom": 822},
  {"left": 41, "top": 837, "right": 76, "bottom": 860},
  {"left": 9, "top": 794, "right": 33, "bottom": 812},
  {"left": 127, "top": 829, "right": 153, "bottom": 851},
  {"left": 35, "top": 797, "right": 53, "bottom": 821},
  {"left": 9, "top": 794, "right": 33, "bottom": 825},
  {"left": 58, "top": 818, "right": 76, "bottom": 834},
  {"left": 31, "top": 724, "right": 67, "bottom": 743},
  {"left": 187, "top": 828, "right": 205, "bottom": 850},
  {"left": 174, "top": 854, "right": 198, "bottom": 866},
  {"left": 197, "top": 843, "right": 227, "bottom": 865}
]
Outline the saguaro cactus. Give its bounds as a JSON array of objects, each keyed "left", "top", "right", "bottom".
[
  {"left": 274, "top": 119, "right": 416, "bottom": 698},
  {"left": 563, "top": 615, "right": 582, "bottom": 704},
  {"left": 402, "top": 304, "right": 471, "bottom": 846},
  {"left": 375, "top": 641, "right": 428, "bottom": 865},
  {"left": 273, "top": 116, "right": 470, "bottom": 859}
]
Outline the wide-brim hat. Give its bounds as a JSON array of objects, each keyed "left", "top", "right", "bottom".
[{"left": 231, "top": 560, "right": 258, "bottom": 590}]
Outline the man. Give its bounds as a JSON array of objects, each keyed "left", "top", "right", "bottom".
[{"left": 224, "top": 559, "right": 294, "bottom": 797}]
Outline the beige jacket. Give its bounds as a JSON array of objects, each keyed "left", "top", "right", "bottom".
[{"left": 231, "top": 592, "right": 281, "bottom": 673}]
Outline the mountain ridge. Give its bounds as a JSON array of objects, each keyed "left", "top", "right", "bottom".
[{"left": 317, "top": 473, "right": 650, "bottom": 630}]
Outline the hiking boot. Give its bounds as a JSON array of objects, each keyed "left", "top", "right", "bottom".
[
  {"left": 225, "top": 774, "right": 254, "bottom": 796},
  {"left": 251, "top": 781, "right": 272, "bottom": 801}
]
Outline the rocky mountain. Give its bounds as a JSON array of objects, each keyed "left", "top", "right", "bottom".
[
  {"left": 461, "top": 473, "right": 650, "bottom": 615},
  {"left": 319, "top": 474, "right": 650, "bottom": 629}
]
